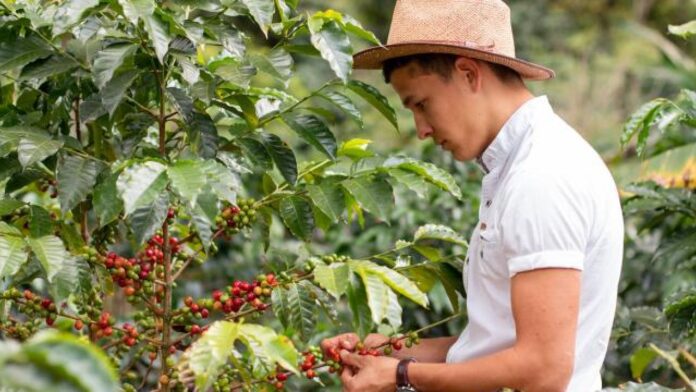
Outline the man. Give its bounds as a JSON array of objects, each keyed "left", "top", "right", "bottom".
[{"left": 321, "top": 1, "right": 624, "bottom": 391}]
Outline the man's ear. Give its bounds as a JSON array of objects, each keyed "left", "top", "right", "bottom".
[{"left": 453, "top": 57, "right": 482, "bottom": 92}]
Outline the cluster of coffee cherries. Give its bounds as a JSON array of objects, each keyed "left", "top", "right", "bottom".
[
  {"left": 382, "top": 332, "right": 420, "bottom": 355},
  {"left": 0, "top": 289, "right": 55, "bottom": 339},
  {"left": 38, "top": 178, "right": 58, "bottom": 198},
  {"left": 267, "top": 345, "right": 324, "bottom": 390},
  {"left": 304, "top": 253, "right": 351, "bottom": 272},
  {"left": 216, "top": 198, "right": 257, "bottom": 236},
  {"left": 217, "top": 273, "right": 278, "bottom": 313},
  {"left": 101, "top": 233, "right": 181, "bottom": 302},
  {"left": 90, "top": 311, "right": 116, "bottom": 338}
]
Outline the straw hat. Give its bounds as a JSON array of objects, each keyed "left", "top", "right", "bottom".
[{"left": 353, "top": 0, "right": 555, "bottom": 80}]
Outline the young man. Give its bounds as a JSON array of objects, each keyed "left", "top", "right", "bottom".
[{"left": 321, "top": 1, "right": 624, "bottom": 391}]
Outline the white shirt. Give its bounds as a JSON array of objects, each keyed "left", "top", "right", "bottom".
[{"left": 445, "top": 96, "right": 624, "bottom": 392}]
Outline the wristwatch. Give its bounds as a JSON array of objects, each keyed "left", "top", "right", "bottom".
[{"left": 396, "top": 357, "right": 418, "bottom": 392}]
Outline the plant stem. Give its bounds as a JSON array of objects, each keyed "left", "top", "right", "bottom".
[{"left": 650, "top": 343, "right": 696, "bottom": 391}]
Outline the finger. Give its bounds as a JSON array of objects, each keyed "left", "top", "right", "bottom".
[
  {"left": 340, "top": 364, "right": 355, "bottom": 385},
  {"left": 340, "top": 350, "right": 365, "bottom": 368},
  {"left": 363, "top": 333, "right": 389, "bottom": 349}
]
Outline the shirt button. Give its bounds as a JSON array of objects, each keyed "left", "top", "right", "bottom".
[
  {"left": 480, "top": 222, "right": 487, "bottom": 231},
  {"left": 480, "top": 250, "right": 484, "bottom": 258},
  {"left": 486, "top": 200, "right": 492, "bottom": 207}
]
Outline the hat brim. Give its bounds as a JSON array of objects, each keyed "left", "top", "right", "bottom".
[{"left": 353, "top": 42, "right": 555, "bottom": 81}]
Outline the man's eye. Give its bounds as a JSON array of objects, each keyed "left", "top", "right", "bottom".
[{"left": 416, "top": 101, "right": 426, "bottom": 110}]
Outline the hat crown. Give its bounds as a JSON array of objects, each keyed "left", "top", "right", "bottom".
[{"left": 387, "top": 0, "right": 515, "bottom": 57}]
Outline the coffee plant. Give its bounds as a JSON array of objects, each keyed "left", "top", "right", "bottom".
[
  {"left": 605, "top": 19, "right": 696, "bottom": 391},
  {"left": 0, "top": 0, "right": 468, "bottom": 390}
]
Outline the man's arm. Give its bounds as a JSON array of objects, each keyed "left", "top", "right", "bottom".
[
  {"left": 339, "top": 268, "right": 580, "bottom": 392},
  {"left": 408, "top": 268, "right": 580, "bottom": 391}
]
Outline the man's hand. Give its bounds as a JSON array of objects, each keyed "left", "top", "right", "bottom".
[
  {"left": 320, "top": 333, "right": 390, "bottom": 359},
  {"left": 339, "top": 350, "right": 399, "bottom": 392}
]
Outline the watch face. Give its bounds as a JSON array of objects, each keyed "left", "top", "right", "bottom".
[{"left": 397, "top": 387, "right": 417, "bottom": 392}]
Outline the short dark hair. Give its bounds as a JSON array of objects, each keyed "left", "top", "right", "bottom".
[{"left": 382, "top": 53, "right": 522, "bottom": 85}]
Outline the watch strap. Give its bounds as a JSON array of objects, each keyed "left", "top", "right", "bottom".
[{"left": 396, "top": 357, "right": 416, "bottom": 387}]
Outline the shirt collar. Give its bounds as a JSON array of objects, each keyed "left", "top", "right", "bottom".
[{"left": 477, "top": 95, "right": 552, "bottom": 174}]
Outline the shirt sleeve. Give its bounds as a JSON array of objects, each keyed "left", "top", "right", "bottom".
[{"left": 499, "top": 170, "right": 590, "bottom": 277}]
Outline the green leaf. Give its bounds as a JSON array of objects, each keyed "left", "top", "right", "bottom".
[
  {"left": 313, "top": 262, "right": 350, "bottom": 300},
  {"left": 309, "top": 20, "right": 353, "bottom": 82},
  {"left": 117, "top": 161, "right": 168, "bottom": 215},
  {"left": 621, "top": 98, "right": 670, "bottom": 155},
  {"left": 167, "top": 160, "right": 207, "bottom": 205},
  {"left": 414, "top": 224, "right": 468, "bottom": 246},
  {"left": 385, "top": 288, "right": 402, "bottom": 331},
  {"left": 664, "top": 291, "right": 696, "bottom": 339},
  {"left": 355, "top": 268, "right": 389, "bottom": 324},
  {"left": 413, "top": 245, "right": 442, "bottom": 262},
  {"left": 27, "top": 235, "right": 67, "bottom": 282},
  {"left": 238, "top": 324, "right": 299, "bottom": 374},
  {"left": 189, "top": 112, "right": 219, "bottom": 159},
  {"left": 237, "top": 137, "right": 273, "bottom": 171},
  {"left": 284, "top": 281, "right": 317, "bottom": 339},
  {"left": 346, "top": 276, "right": 373, "bottom": 339},
  {"left": 0, "top": 126, "right": 46, "bottom": 151},
  {"left": 19, "top": 55, "right": 78, "bottom": 80},
  {"left": 338, "top": 138, "right": 374, "bottom": 159},
  {"left": 271, "top": 287, "right": 290, "bottom": 327},
  {"left": 281, "top": 114, "right": 337, "bottom": 159},
  {"left": 130, "top": 191, "right": 169, "bottom": 245},
  {"left": 306, "top": 181, "right": 345, "bottom": 223},
  {"left": 399, "top": 263, "right": 439, "bottom": 293},
  {"left": 319, "top": 91, "right": 363, "bottom": 127},
  {"left": 0, "top": 199, "right": 25, "bottom": 216},
  {"left": 350, "top": 259, "right": 429, "bottom": 308},
  {"left": 0, "top": 223, "right": 28, "bottom": 279},
  {"left": 101, "top": 68, "right": 139, "bottom": 117},
  {"left": 49, "top": 256, "right": 88, "bottom": 303},
  {"left": 261, "top": 133, "right": 298, "bottom": 185},
  {"left": 166, "top": 87, "right": 193, "bottom": 122},
  {"left": 118, "top": 0, "right": 155, "bottom": 24},
  {"left": 240, "top": 0, "right": 275, "bottom": 37},
  {"left": 57, "top": 154, "right": 102, "bottom": 214},
  {"left": 92, "top": 43, "right": 137, "bottom": 89},
  {"left": 202, "top": 160, "right": 240, "bottom": 203},
  {"left": 189, "top": 188, "right": 218, "bottom": 249},
  {"left": 279, "top": 196, "right": 314, "bottom": 241},
  {"left": 436, "top": 262, "right": 465, "bottom": 311},
  {"left": 347, "top": 80, "right": 398, "bottom": 130},
  {"left": 53, "top": 0, "right": 100, "bottom": 35},
  {"left": 341, "top": 176, "right": 393, "bottom": 222},
  {"left": 28, "top": 205, "right": 53, "bottom": 238},
  {"left": 0, "top": 37, "right": 51, "bottom": 72},
  {"left": 93, "top": 172, "right": 123, "bottom": 227},
  {"left": 14, "top": 330, "right": 119, "bottom": 392},
  {"left": 209, "top": 58, "right": 256, "bottom": 88},
  {"left": 343, "top": 14, "right": 381, "bottom": 45},
  {"left": 186, "top": 320, "right": 240, "bottom": 392},
  {"left": 388, "top": 168, "right": 429, "bottom": 198},
  {"left": 17, "top": 134, "right": 64, "bottom": 168},
  {"left": 79, "top": 93, "right": 107, "bottom": 123},
  {"left": 630, "top": 347, "right": 658, "bottom": 380},
  {"left": 668, "top": 20, "right": 696, "bottom": 39},
  {"left": 143, "top": 13, "right": 172, "bottom": 63},
  {"left": 386, "top": 157, "right": 462, "bottom": 199}
]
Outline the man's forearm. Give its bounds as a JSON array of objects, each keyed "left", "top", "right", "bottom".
[
  {"left": 408, "top": 345, "right": 553, "bottom": 392},
  {"left": 391, "top": 336, "right": 458, "bottom": 363}
]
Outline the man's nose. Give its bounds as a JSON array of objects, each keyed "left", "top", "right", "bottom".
[{"left": 414, "top": 115, "right": 433, "bottom": 140}]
